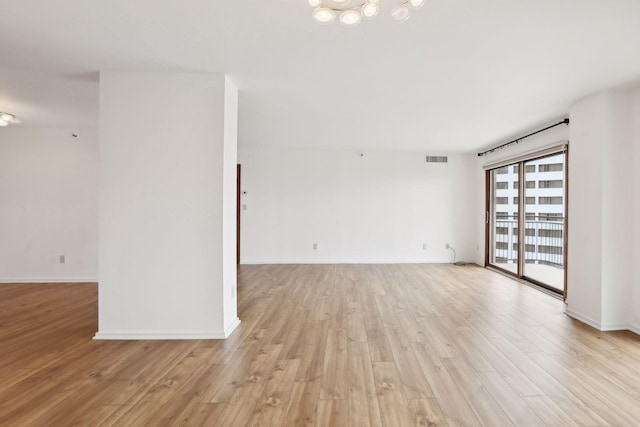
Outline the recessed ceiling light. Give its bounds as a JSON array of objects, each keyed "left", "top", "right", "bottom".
[
  {"left": 0, "top": 112, "right": 16, "bottom": 127},
  {"left": 313, "top": 7, "right": 336, "bottom": 24},
  {"left": 340, "top": 10, "right": 362, "bottom": 27},
  {"left": 390, "top": 5, "right": 410, "bottom": 21},
  {"left": 308, "top": 0, "right": 422, "bottom": 26}
]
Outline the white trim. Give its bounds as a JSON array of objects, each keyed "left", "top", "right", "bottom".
[
  {"left": 94, "top": 330, "right": 229, "bottom": 340},
  {"left": 93, "top": 318, "right": 241, "bottom": 340},
  {"left": 0, "top": 277, "right": 98, "bottom": 284},
  {"left": 224, "top": 317, "right": 241, "bottom": 338},
  {"left": 599, "top": 323, "right": 630, "bottom": 332},
  {"left": 565, "top": 308, "right": 628, "bottom": 331},
  {"left": 565, "top": 308, "right": 602, "bottom": 330},
  {"left": 240, "top": 259, "right": 452, "bottom": 265},
  {"left": 482, "top": 141, "right": 568, "bottom": 170},
  {"left": 628, "top": 322, "right": 640, "bottom": 336}
]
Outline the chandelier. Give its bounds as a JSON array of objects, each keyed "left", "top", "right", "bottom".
[
  {"left": 0, "top": 112, "right": 16, "bottom": 127},
  {"left": 307, "top": 0, "right": 425, "bottom": 27}
]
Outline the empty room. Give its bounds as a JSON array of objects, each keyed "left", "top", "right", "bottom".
[{"left": 1, "top": 0, "right": 640, "bottom": 425}]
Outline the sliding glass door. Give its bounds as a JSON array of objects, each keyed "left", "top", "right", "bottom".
[
  {"left": 488, "top": 165, "right": 519, "bottom": 275},
  {"left": 487, "top": 151, "right": 567, "bottom": 295}
]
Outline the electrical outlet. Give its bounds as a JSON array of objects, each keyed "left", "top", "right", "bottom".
[
  {"left": 313, "top": 243, "right": 318, "bottom": 250},
  {"left": 422, "top": 243, "right": 427, "bottom": 250},
  {"left": 59, "top": 255, "right": 66, "bottom": 264},
  {"left": 445, "top": 243, "right": 450, "bottom": 249}
]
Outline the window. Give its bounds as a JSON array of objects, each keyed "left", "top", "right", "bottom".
[
  {"left": 539, "top": 213, "right": 564, "bottom": 221},
  {"left": 539, "top": 245, "right": 563, "bottom": 255},
  {"left": 539, "top": 180, "right": 563, "bottom": 188},
  {"left": 539, "top": 196, "right": 563, "bottom": 205},
  {"left": 487, "top": 150, "right": 567, "bottom": 295},
  {"left": 539, "top": 163, "right": 563, "bottom": 172},
  {"left": 539, "top": 229, "right": 563, "bottom": 238}
]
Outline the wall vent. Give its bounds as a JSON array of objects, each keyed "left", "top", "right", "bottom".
[{"left": 426, "top": 155, "right": 448, "bottom": 163}]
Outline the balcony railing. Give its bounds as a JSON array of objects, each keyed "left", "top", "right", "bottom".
[{"left": 494, "top": 216, "right": 564, "bottom": 267}]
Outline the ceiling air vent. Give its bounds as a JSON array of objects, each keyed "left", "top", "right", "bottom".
[{"left": 426, "top": 155, "right": 448, "bottom": 163}]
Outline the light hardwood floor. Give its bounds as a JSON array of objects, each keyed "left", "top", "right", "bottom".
[{"left": 1, "top": 264, "right": 640, "bottom": 426}]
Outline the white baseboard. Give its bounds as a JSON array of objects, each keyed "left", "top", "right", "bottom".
[
  {"left": 94, "top": 318, "right": 241, "bottom": 340},
  {"left": 628, "top": 322, "right": 640, "bottom": 336},
  {"left": 94, "top": 330, "right": 230, "bottom": 340},
  {"left": 240, "top": 259, "right": 452, "bottom": 265},
  {"left": 0, "top": 277, "right": 98, "bottom": 284},
  {"left": 224, "top": 317, "right": 241, "bottom": 338},
  {"left": 565, "top": 308, "right": 628, "bottom": 332}
]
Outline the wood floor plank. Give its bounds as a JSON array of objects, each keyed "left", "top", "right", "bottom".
[
  {"left": 2, "top": 265, "right": 640, "bottom": 425},
  {"left": 249, "top": 358, "right": 300, "bottom": 427},
  {"left": 316, "top": 398, "right": 348, "bottom": 427},
  {"left": 408, "top": 398, "right": 449, "bottom": 427},
  {"left": 475, "top": 371, "right": 546, "bottom": 427},
  {"left": 440, "top": 356, "right": 514, "bottom": 426},
  {"left": 282, "top": 381, "right": 322, "bottom": 427},
  {"left": 522, "top": 396, "right": 580, "bottom": 427},
  {"left": 411, "top": 343, "right": 482, "bottom": 427},
  {"left": 371, "top": 362, "right": 415, "bottom": 427},
  {"left": 347, "top": 342, "right": 383, "bottom": 427},
  {"left": 320, "top": 327, "right": 348, "bottom": 399}
]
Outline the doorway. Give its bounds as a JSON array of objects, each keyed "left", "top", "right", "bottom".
[
  {"left": 237, "top": 164, "right": 241, "bottom": 266},
  {"left": 486, "top": 151, "right": 568, "bottom": 296}
]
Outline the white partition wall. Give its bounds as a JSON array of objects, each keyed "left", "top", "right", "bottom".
[
  {"left": 566, "top": 90, "right": 633, "bottom": 331},
  {"left": 628, "top": 88, "right": 640, "bottom": 335},
  {"left": 96, "top": 71, "right": 239, "bottom": 340}
]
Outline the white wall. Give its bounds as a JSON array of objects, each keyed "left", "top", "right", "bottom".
[
  {"left": 96, "top": 71, "right": 239, "bottom": 340},
  {"left": 238, "top": 148, "right": 476, "bottom": 264},
  {"left": 222, "top": 77, "right": 239, "bottom": 329},
  {"left": 0, "top": 128, "right": 98, "bottom": 282},
  {"left": 630, "top": 88, "right": 640, "bottom": 335},
  {"left": 474, "top": 124, "right": 570, "bottom": 265},
  {"left": 565, "top": 90, "right": 632, "bottom": 330}
]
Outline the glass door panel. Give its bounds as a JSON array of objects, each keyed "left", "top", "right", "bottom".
[
  {"left": 489, "top": 165, "right": 519, "bottom": 275},
  {"left": 522, "top": 153, "right": 566, "bottom": 291}
]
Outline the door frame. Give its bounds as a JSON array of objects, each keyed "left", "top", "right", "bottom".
[
  {"left": 485, "top": 151, "right": 569, "bottom": 299},
  {"left": 236, "top": 164, "right": 241, "bottom": 266}
]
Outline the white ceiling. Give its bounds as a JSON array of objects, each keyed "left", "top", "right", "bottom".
[{"left": 1, "top": 0, "right": 640, "bottom": 152}]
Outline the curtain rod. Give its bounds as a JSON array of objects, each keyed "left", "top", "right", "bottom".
[{"left": 477, "top": 118, "right": 570, "bottom": 157}]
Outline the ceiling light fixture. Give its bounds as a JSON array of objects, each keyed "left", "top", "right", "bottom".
[
  {"left": 309, "top": 0, "right": 423, "bottom": 27},
  {"left": 0, "top": 112, "right": 16, "bottom": 127}
]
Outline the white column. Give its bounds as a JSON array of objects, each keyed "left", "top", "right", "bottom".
[
  {"left": 567, "top": 90, "right": 631, "bottom": 330},
  {"left": 95, "top": 71, "right": 239, "bottom": 339},
  {"left": 629, "top": 89, "right": 640, "bottom": 334}
]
